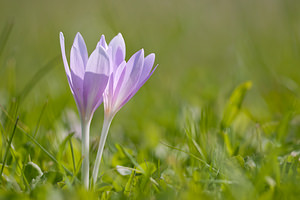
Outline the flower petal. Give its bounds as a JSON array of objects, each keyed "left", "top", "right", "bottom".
[
  {"left": 116, "top": 49, "right": 144, "bottom": 109},
  {"left": 122, "top": 64, "right": 158, "bottom": 110},
  {"left": 59, "top": 32, "right": 72, "bottom": 85},
  {"left": 85, "top": 45, "right": 110, "bottom": 76},
  {"left": 139, "top": 53, "right": 155, "bottom": 84},
  {"left": 112, "top": 61, "right": 126, "bottom": 106},
  {"left": 70, "top": 47, "right": 84, "bottom": 107},
  {"left": 83, "top": 46, "right": 110, "bottom": 119},
  {"left": 98, "top": 35, "right": 108, "bottom": 50},
  {"left": 109, "top": 33, "right": 126, "bottom": 67},
  {"left": 73, "top": 32, "right": 88, "bottom": 68}
]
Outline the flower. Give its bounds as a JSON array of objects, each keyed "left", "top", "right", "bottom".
[
  {"left": 98, "top": 33, "right": 158, "bottom": 118},
  {"left": 59, "top": 32, "right": 110, "bottom": 122},
  {"left": 92, "top": 33, "right": 157, "bottom": 184},
  {"left": 59, "top": 32, "right": 110, "bottom": 189}
]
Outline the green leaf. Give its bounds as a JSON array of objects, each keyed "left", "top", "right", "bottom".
[
  {"left": 23, "top": 162, "right": 43, "bottom": 184},
  {"left": 124, "top": 169, "right": 137, "bottom": 198},
  {"left": 138, "top": 161, "right": 157, "bottom": 175},
  {"left": 40, "top": 171, "right": 64, "bottom": 184},
  {"left": 221, "top": 81, "right": 252, "bottom": 129}
]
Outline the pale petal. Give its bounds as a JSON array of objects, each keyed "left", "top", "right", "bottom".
[
  {"left": 59, "top": 32, "right": 72, "bottom": 85},
  {"left": 70, "top": 47, "right": 84, "bottom": 107},
  {"left": 83, "top": 46, "right": 110, "bottom": 118},
  {"left": 112, "top": 62, "right": 126, "bottom": 106},
  {"left": 85, "top": 45, "right": 110, "bottom": 76},
  {"left": 133, "top": 64, "right": 158, "bottom": 96},
  {"left": 83, "top": 73, "right": 108, "bottom": 118},
  {"left": 70, "top": 46, "right": 85, "bottom": 80},
  {"left": 108, "top": 33, "right": 126, "bottom": 67},
  {"left": 73, "top": 32, "right": 88, "bottom": 68},
  {"left": 116, "top": 49, "right": 144, "bottom": 109},
  {"left": 98, "top": 35, "right": 108, "bottom": 50},
  {"left": 120, "top": 64, "right": 158, "bottom": 110},
  {"left": 139, "top": 53, "right": 155, "bottom": 84},
  {"left": 113, "top": 61, "right": 126, "bottom": 91}
]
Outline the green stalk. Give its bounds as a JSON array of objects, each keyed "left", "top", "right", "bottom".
[
  {"left": 81, "top": 119, "right": 91, "bottom": 189},
  {"left": 92, "top": 114, "right": 113, "bottom": 186}
]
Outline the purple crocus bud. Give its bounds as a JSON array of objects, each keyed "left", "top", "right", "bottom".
[
  {"left": 60, "top": 32, "right": 110, "bottom": 189},
  {"left": 92, "top": 33, "right": 157, "bottom": 184},
  {"left": 60, "top": 32, "right": 110, "bottom": 122}
]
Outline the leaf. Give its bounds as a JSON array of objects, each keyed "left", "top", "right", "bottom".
[
  {"left": 124, "top": 169, "right": 137, "bottom": 197},
  {"left": 137, "top": 162, "right": 157, "bottom": 175},
  {"left": 116, "top": 165, "right": 132, "bottom": 176},
  {"left": 40, "top": 171, "right": 64, "bottom": 184},
  {"left": 221, "top": 81, "right": 252, "bottom": 129},
  {"left": 23, "top": 162, "right": 43, "bottom": 184}
]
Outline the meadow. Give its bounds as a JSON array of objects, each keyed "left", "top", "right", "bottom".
[{"left": 0, "top": 0, "right": 300, "bottom": 199}]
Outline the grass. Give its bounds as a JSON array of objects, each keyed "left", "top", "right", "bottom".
[{"left": 0, "top": 0, "right": 300, "bottom": 199}]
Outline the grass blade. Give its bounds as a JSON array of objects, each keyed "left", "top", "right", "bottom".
[
  {"left": 18, "top": 56, "right": 60, "bottom": 101},
  {"left": 0, "top": 20, "right": 13, "bottom": 59},
  {"left": 69, "top": 138, "right": 76, "bottom": 173},
  {"left": 160, "top": 141, "right": 222, "bottom": 175},
  {"left": 0, "top": 116, "right": 19, "bottom": 179},
  {"left": 0, "top": 104, "right": 73, "bottom": 177},
  {"left": 33, "top": 100, "right": 48, "bottom": 138}
]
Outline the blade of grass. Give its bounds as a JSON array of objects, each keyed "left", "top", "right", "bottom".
[
  {"left": 0, "top": 20, "right": 13, "bottom": 59},
  {"left": 33, "top": 100, "right": 48, "bottom": 138},
  {"left": 0, "top": 104, "right": 73, "bottom": 177},
  {"left": 20, "top": 127, "right": 73, "bottom": 176},
  {"left": 69, "top": 138, "right": 76, "bottom": 174},
  {"left": 160, "top": 141, "right": 222, "bottom": 176},
  {"left": 119, "top": 145, "right": 144, "bottom": 173},
  {"left": 18, "top": 56, "right": 60, "bottom": 102},
  {"left": 0, "top": 103, "right": 30, "bottom": 132},
  {"left": 0, "top": 116, "right": 18, "bottom": 180}
]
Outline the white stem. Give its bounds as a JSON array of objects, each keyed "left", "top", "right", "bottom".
[
  {"left": 92, "top": 114, "right": 113, "bottom": 185},
  {"left": 81, "top": 119, "right": 91, "bottom": 189}
]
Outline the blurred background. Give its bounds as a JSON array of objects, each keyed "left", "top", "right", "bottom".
[
  {"left": 1, "top": 0, "right": 300, "bottom": 151},
  {"left": 0, "top": 0, "right": 300, "bottom": 197}
]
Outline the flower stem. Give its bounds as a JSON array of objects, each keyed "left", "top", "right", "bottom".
[
  {"left": 81, "top": 119, "right": 91, "bottom": 189},
  {"left": 92, "top": 114, "right": 113, "bottom": 186}
]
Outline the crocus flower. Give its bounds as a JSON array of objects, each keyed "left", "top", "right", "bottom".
[
  {"left": 92, "top": 33, "right": 157, "bottom": 184},
  {"left": 60, "top": 32, "right": 110, "bottom": 189}
]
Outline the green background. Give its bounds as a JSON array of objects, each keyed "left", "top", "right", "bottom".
[{"left": 0, "top": 0, "right": 300, "bottom": 199}]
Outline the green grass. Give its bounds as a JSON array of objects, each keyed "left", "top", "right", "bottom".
[{"left": 1, "top": 0, "right": 300, "bottom": 199}]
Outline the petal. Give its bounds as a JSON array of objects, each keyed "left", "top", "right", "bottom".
[
  {"left": 70, "top": 34, "right": 87, "bottom": 80},
  {"left": 120, "top": 64, "right": 158, "bottom": 110},
  {"left": 70, "top": 46, "right": 85, "bottom": 80},
  {"left": 73, "top": 32, "right": 88, "bottom": 68},
  {"left": 112, "top": 61, "right": 126, "bottom": 105},
  {"left": 139, "top": 53, "right": 155, "bottom": 84},
  {"left": 135, "top": 64, "right": 158, "bottom": 94},
  {"left": 113, "top": 61, "right": 126, "bottom": 91},
  {"left": 70, "top": 47, "right": 85, "bottom": 107},
  {"left": 98, "top": 35, "right": 108, "bottom": 50},
  {"left": 83, "top": 73, "right": 108, "bottom": 119},
  {"left": 85, "top": 45, "right": 110, "bottom": 76},
  {"left": 115, "top": 49, "right": 144, "bottom": 109},
  {"left": 108, "top": 33, "right": 126, "bottom": 67},
  {"left": 83, "top": 46, "right": 110, "bottom": 118},
  {"left": 60, "top": 32, "right": 84, "bottom": 115},
  {"left": 59, "top": 32, "right": 72, "bottom": 85}
]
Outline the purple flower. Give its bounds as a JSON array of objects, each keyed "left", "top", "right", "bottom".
[
  {"left": 98, "top": 33, "right": 158, "bottom": 117},
  {"left": 92, "top": 33, "right": 157, "bottom": 184},
  {"left": 60, "top": 32, "right": 110, "bottom": 189},
  {"left": 60, "top": 32, "right": 110, "bottom": 122}
]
